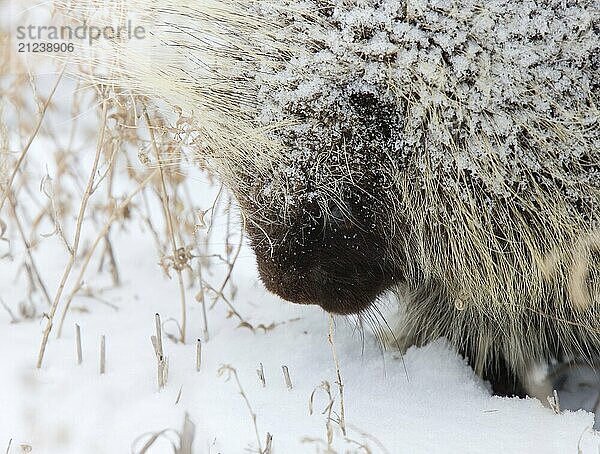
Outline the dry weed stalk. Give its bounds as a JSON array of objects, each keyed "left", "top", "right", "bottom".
[
  {"left": 328, "top": 315, "right": 347, "bottom": 436},
  {"left": 157, "top": 355, "right": 168, "bottom": 389},
  {"left": 309, "top": 381, "right": 335, "bottom": 449},
  {"left": 193, "top": 251, "right": 210, "bottom": 342},
  {"left": 132, "top": 429, "right": 173, "bottom": 454},
  {"left": 209, "top": 213, "right": 245, "bottom": 312},
  {"left": 264, "top": 433, "right": 273, "bottom": 454},
  {"left": 196, "top": 339, "right": 202, "bottom": 372},
  {"left": 218, "top": 365, "right": 269, "bottom": 454},
  {"left": 97, "top": 138, "right": 122, "bottom": 287},
  {"left": 0, "top": 65, "right": 66, "bottom": 214},
  {"left": 75, "top": 323, "right": 82, "bottom": 365},
  {"left": 343, "top": 438, "right": 374, "bottom": 453},
  {"left": 190, "top": 188, "right": 247, "bottom": 331},
  {"left": 155, "top": 313, "right": 164, "bottom": 358},
  {"left": 6, "top": 193, "right": 52, "bottom": 307},
  {"left": 131, "top": 413, "right": 196, "bottom": 454},
  {"left": 257, "top": 363, "right": 265, "bottom": 387},
  {"left": 0, "top": 297, "right": 18, "bottom": 324},
  {"left": 345, "top": 424, "right": 390, "bottom": 454},
  {"left": 144, "top": 109, "right": 187, "bottom": 343},
  {"left": 37, "top": 100, "right": 108, "bottom": 369},
  {"left": 100, "top": 334, "right": 106, "bottom": 374},
  {"left": 175, "top": 387, "right": 183, "bottom": 405},
  {"left": 55, "top": 169, "right": 158, "bottom": 337},
  {"left": 151, "top": 313, "right": 168, "bottom": 389},
  {"left": 301, "top": 435, "right": 377, "bottom": 454},
  {"left": 31, "top": 172, "right": 70, "bottom": 251},
  {"left": 547, "top": 389, "right": 561, "bottom": 414},
  {"left": 203, "top": 281, "right": 247, "bottom": 325},
  {"left": 282, "top": 365, "right": 293, "bottom": 390}
]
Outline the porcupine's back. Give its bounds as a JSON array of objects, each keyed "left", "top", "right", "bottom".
[{"left": 60, "top": 0, "right": 600, "bottom": 383}]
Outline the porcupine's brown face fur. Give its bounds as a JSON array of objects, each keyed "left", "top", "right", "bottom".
[
  {"left": 246, "top": 190, "right": 396, "bottom": 315},
  {"left": 238, "top": 92, "right": 404, "bottom": 314}
]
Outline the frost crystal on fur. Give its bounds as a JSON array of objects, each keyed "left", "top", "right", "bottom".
[{"left": 257, "top": 0, "right": 600, "bottom": 208}]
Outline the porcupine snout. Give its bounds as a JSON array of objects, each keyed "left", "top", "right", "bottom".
[
  {"left": 238, "top": 89, "right": 402, "bottom": 314},
  {"left": 246, "top": 195, "right": 397, "bottom": 315}
]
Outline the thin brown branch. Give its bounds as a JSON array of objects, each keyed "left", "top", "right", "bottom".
[
  {"left": 6, "top": 193, "right": 52, "bottom": 306},
  {"left": 328, "top": 315, "right": 347, "bottom": 436},
  {"left": 0, "top": 65, "right": 66, "bottom": 214},
  {"left": 55, "top": 169, "right": 158, "bottom": 337},
  {"left": 37, "top": 100, "right": 107, "bottom": 368},
  {"left": 144, "top": 109, "right": 187, "bottom": 343},
  {"left": 210, "top": 214, "right": 245, "bottom": 310}
]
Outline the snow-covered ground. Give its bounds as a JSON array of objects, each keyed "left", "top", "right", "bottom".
[
  {"left": 2, "top": 31, "right": 600, "bottom": 454},
  {"left": 1, "top": 226, "right": 600, "bottom": 453}
]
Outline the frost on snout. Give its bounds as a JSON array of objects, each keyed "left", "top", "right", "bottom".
[{"left": 237, "top": 80, "right": 401, "bottom": 315}]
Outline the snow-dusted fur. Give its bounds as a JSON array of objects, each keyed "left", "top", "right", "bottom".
[{"left": 60, "top": 0, "right": 600, "bottom": 393}]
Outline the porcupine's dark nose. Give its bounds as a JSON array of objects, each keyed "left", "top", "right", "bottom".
[{"left": 249, "top": 207, "right": 396, "bottom": 315}]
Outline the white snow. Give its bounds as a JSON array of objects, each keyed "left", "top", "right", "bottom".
[{"left": 1, "top": 230, "right": 600, "bottom": 453}]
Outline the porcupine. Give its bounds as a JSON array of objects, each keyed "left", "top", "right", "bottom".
[{"left": 63, "top": 0, "right": 600, "bottom": 397}]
